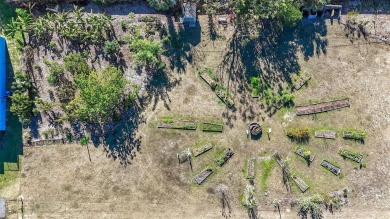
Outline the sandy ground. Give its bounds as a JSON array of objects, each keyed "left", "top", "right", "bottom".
[{"left": 4, "top": 14, "right": 390, "bottom": 219}]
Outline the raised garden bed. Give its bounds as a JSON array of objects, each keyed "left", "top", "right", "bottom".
[
  {"left": 215, "top": 148, "right": 234, "bottom": 166},
  {"left": 321, "top": 160, "right": 341, "bottom": 176},
  {"left": 216, "top": 88, "right": 234, "bottom": 108},
  {"left": 342, "top": 131, "right": 366, "bottom": 142},
  {"left": 295, "top": 98, "right": 350, "bottom": 115},
  {"left": 157, "top": 119, "right": 197, "bottom": 130},
  {"left": 194, "top": 168, "right": 213, "bottom": 185},
  {"left": 291, "top": 174, "right": 309, "bottom": 193},
  {"left": 272, "top": 151, "right": 285, "bottom": 166},
  {"left": 200, "top": 123, "right": 224, "bottom": 132},
  {"left": 198, "top": 68, "right": 218, "bottom": 89},
  {"left": 293, "top": 71, "right": 311, "bottom": 90},
  {"left": 247, "top": 158, "right": 256, "bottom": 179},
  {"left": 315, "top": 130, "right": 336, "bottom": 139},
  {"left": 295, "top": 147, "right": 316, "bottom": 163},
  {"left": 338, "top": 148, "right": 363, "bottom": 163},
  {"left": 193, "top": 143, "right": 213, "bottom": 157}
]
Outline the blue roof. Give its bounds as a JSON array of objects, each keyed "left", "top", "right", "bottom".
[{"left": 0, "top": 37, "right": 6, "bottom": 131}]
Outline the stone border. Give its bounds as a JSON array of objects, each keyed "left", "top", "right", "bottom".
[{"left": 291, "top": 174, "right": 309, "bottom": 193}]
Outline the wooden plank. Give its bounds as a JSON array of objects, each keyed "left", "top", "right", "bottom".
[
  {"left": 247, "top": 158, "right": 255, "bottom": 179},
  {"left": 194, "top": 169, "right": 213, "bottom": 185},
  {"left": 295, "top": 98, "right": 350, "bottom": 115},
  {"left": 292, "top": 175, "right": 309, "bottom": 193},
  {"left": 315, "top": 130, "right": 336, "bottom": 139},
  {"left": 193, "top": 143, "right": 213, "bottom": 157},
  {"left": 321, "top": 160, "right": 341, "bottom": 176},
  {"left": 272, "top": 151, "right": 284, "bottom": 166}
]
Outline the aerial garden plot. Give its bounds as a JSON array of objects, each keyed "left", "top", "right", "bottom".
[{"left": 1, "top": 0, "right": 390, "bottom": 218}]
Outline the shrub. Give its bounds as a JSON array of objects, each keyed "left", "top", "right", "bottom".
[
  {"left": 44, "top": 60, "right": 64, "bottom": 86},
  {"left": 11, "top": 71, "right": 32, "bottom": 94},
  {"left": 298, "top": 194, "right": 324, "bottom": 219},
  {"left": 103, "top": 40, "right": 120, "bottom": 57},
  {"left": 287, "top": 127, "right": 310, "bottom": 142},
  {"left": 34, "top": 98, "right": 54, "bottom": 113},
  {"left": 64, "top": 54, "right": 90, "bottom": 76},
  {"left": 161, "top": 117, "right": 174, "bottom": 123},
  {"left": 10, "top": 93, "right": 33, "bottom": 124},
  {"left": 130, "top": 39, "right": 164, "bottom": 67},
  {"left": 343, "top": 130, "right": 366, "bottom": 142},
  {"left": 41, "top": 128, "right": 54, "bottom": 139}
]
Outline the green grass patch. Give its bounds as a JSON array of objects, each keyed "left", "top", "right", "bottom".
[
  {"left": 200, "top": 122, "right": 223, "bottom": 132},
  {"left": 0, "top": 171, "right": 18, "bottom": 191},
  {"left": 259, "top": 158, "right": 275, "bottom": 191}
]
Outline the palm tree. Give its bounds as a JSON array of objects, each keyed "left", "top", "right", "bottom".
[{"left": 15, "top": 8, "right": 34, "bottom": 45}]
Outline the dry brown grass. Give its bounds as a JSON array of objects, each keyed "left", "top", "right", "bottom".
[{"left": 15, "top": 16, "right": 390, "bottom": 219}]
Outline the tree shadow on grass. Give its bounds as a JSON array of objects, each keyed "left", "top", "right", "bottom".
[
  {"left": 163, "top": 15, "right": 201, "bottom": 73},
  {"left": 219, "top": 19, "right": 328, "bottom": 125}
]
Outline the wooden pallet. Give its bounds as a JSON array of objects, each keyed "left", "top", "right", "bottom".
[
  {"left": 295, "top": 98, "right": 350, "bottom": 115},
  {"left": 321, "top": 160, "right": 341, "bottom": 176},
  {"left": 247, "top": 158, "right": 256, "bottom": 179},
  {"left": 272, "top": 151, "right": 284, "bottom": 166},
  {"left": 193, "top": 143, "right": 213, "bottom": 157},
  {"left": 315, "top": 130, "right": 336, "bottom": 139},
  {"left": 194, "top": 169, "right": 213, "bottom": 185},
  {"left": 292, "top": 175, "right": 309, "bottom": 193}
]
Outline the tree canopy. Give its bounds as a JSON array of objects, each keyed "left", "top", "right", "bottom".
[
  {"left": 147, "top": 0, "right": 176, "bottom": 11},
  {"left": 67, "top": 66, "right": 126, "bottom": 123}
]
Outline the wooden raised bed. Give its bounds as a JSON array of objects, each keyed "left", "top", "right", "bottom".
[
  {"left": 295, "top": 147, "right": 316, "bottom": 163},
  {"left": 293, "top": 71, "right": 311, "bottom": 90},
  {"left": 292, "top": 174, "right": 309, "bottom": 193},
  {"left": 315, "top": 130, "right": 336, "bottom": 139},
  {"left": 295, "top": 98, "right": 350, "bottom": 116},
  {"left": 199, "top": 71, "right": 217, "bottom": 89},
  {"left": 321, "top": 160, "right": 341, "bottom": 176},
  {"left": 200, "top": 123, "right": 223, "bottom": 132},
  {"left": 215, "top": 148, "right": 234, "bottom": 166},
  {"left": 193, "top": 143, "right": 213, "bottom": 157},
  {"left": 338, "top": 149, "right": 363, "bottom": 163},
  {"left": 157, "top": 120, "right": 197, "bottom": 130},
  {"left": 194, "top": 168, "right": 213, "bottom": 185},
  {"left": 342, "top": 131, "right": 366, "bottom": 141},
  {"left": 247, "top": 158, "right": 256, "bottom": 179},
  {"left": 272, "top": 151, "right": 284, "bottom": 166},
  {"left": 216, "top": 89, "right": 234, "bottom": 108}
]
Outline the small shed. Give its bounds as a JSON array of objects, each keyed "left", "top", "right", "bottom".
[
  {"left": 182, "top": 2, "right": 197, "bottom": 27},
  {"left": 0, "top": 198, "right": 5, "bottom": 219},
  {"left": 0, "top": 37, "right": 7, "bottom": 132}
]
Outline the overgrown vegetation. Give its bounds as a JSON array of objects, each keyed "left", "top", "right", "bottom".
[
  {"left": 200, "top": 122, "right": 224, "bottom": 132},
  {"left": 342, "top": 129, "right": 366, "bottom": 142},
  {"left": 249, "top": 76, "right": 294, "bottom": 106},
  {"left": 298, "top": 194, "right": 324, "bottom": 219},
  {"left": 287, "top": 127, "right": 310, "bottom": 142}
]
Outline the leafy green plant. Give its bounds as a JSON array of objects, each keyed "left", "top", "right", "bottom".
[
  {"left": 44, "top": 60, "right": 64, "bottom": 86},
  {"left": 34, "top": 98, "right": 54, "bottom": 113},
  {"left": 342, "top": 129, "right": 366, "bottom": 142},
  {"left": 64, "top": 54, "right": 90, "bottom": 76},
  {"left": 103, "top": 40, "right": 120, "bottom": 57},
  {"left": 287, "top": 127, "right": 310, "bottom": 142},
  {"left": 200, "top": 123, "right": 223, "bottom": 132},
  {"left": 298, "top": 194, "right": 324, "bottom": 219},
  {"left": 10, "top": 93, "right": 33, "bottom": 124},
  {"left": 41, "top": 128, "right": 54, "bottom": 139},
  {"left": 130, "top": 39, "right": 164, "bottom": 68},
  {"left": 161, "top": 117, "right": 174, "bottom": 123},
  {"left": 241, "top": 184, "right": 257, "bottom": 209}
]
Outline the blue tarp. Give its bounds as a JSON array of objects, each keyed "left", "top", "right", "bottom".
[{"left": 0, "top": 37, "right": 6, "bottom": 131}]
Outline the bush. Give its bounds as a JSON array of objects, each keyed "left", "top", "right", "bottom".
[
  {"left": 147, "top": 0, "right": 177, "bottom": 11},
  {"left": 130, "top": 39, "right": 164, "bottom": 67},
  {"left": 11, "top": 71, "right": 32, "bottom": 94},
  {"left": 34, "top": 98, "right": 54, "bottom": 113},
  {"left": 64, "top": 54, "right": 90, "bottom": 76},
  {"left": 44, "top": 60, "right": 64, "bottom": 86},
  {"left": 10, "top": 93, "right": 33, "bottom": 124},
  {"left": 103, "top": 40, "right": 120, "bottom": 57},
  {"left": 287, "top": 127, "right": 310, "bottom": 142}
]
